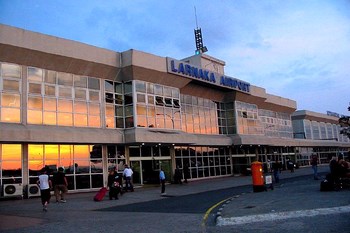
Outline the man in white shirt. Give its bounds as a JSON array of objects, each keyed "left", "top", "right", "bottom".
[
  {"left": 123, "top": 164, "right": 134, "bottom": 192},
  {"left": 37, "top": 167, "right": 52, "bottom": 212}
]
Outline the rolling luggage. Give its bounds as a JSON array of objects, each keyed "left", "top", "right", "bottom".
[
  {"left": 94, "top": 187, "right": 107, "bottom": 201},
  {"left": 320, "top": 179, "right": 333, "bottom": 191}
]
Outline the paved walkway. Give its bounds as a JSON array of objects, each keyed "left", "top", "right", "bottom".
[{"left": 0, "top": 165, "right": 344, "bottom": 232}]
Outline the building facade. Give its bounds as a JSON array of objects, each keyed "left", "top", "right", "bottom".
[{"left": 0, "top": 24, "right": 349, "bottom": 196}]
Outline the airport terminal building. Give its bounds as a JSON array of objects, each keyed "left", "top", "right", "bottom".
[{"left": 0, "top": 24, "right": 349, "bottom": 197}]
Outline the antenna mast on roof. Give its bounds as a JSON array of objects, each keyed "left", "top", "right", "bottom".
[{"left": 194, "top": 6, "right": 208, "bottom": 55}]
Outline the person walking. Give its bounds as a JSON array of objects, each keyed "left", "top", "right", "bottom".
[
  {"left": 37, "top": 167, "right": 52, "bottom": 212},
  {"left": 174, "top": 166, "right": 182, "bottom": 184},
  {"left": 272, "top": 160, "right": 281, "bottom": 183},
  {"left": 159, "top": 168, "right": 166, "bottom": 195},
  {"left": 311, "top": 154, "right": 319, "bottom": 180},
  {"left": 52, "top": 167, "right": 68, "bottom": 203},
  {"left": 183, "top": 164, "right": 189, "bottom": 183},
  {"left": 123, "top": 164, "right": 134, "bottom": 192}
]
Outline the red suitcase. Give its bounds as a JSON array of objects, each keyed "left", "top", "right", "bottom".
[{"left": 94, "top": 187, "right": 107, "bottom": 201}]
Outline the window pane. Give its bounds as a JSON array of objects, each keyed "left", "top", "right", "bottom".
[
  {"left": 106, "top": 116, "right": 115, "bottom": 128},
  {"left": 75, "top": 89, "right": 86, "bottom": 99},
  {"left": 135, "top": 81, "right": 146, "bottom": 92},
  {"left": 1, "top": 94, "right": 20, "bottom": 107},
  {"left": 43, "top": 98, "right": 56, "bottom": 111},
  {"left": 2, "top": 63, "right": 21, "bottom": 79},
  {"left": 74, "top": 145, "right": 90, "bottom": 160},
  {"left": 28, "top": 83, "right": 42, "bottom": 94},
  {"left": 88, "top": 115, "right": 100, "bottom": 127},
  {"left": 136, "top": 104, "right": 146, "bottom": 115},
  {"left": 27, "top": 110, "right": 43, "bottom": 124},
  {"left": 46, "top": 70, "right": 56, "bottom": 84},
  {"left": 59, "top": 86, "right": 72, "bottom": 98},
  {"left": 89, "top": 103, "right": 100, "bottom": 115},
  {"left": 74, "top": 75, "right": 87, "bottom": 88},
  {"left": 45, "top": 145, "right": 59, "bottom": 160},
  {"left": 74, "top": 101, "right": 87, "bottom": 113},
  {"left": 89, "top": 91, "right": 100, "bottom": 102},
  {"left": 43, "top": 111, "right": 56, "bottom": 125},
  {"left": 28, "top": 67, "right": 43, "bottom": 82},
  {"left": 2, "top": 144, "right": 21, "bottom": 160},
  {"left": 74, "top": 114, "right": 88, "bottom": 127},
  {"left": 58, "top": 72, "right": 73, "bottom": 86},
  {"left": 124, "top": 82, "right": 132, "bottom": 93},
  {"left": 28, "top": 97, "right": 43, "bottom": 109},
  {"left": 57, "top": 112, "right": 73, "bottom": 126},
  {"left": 3, "top": 79, "right": 20, "bottom": 91},
  {"left": 137, "top": 94, "right": 146, "bottom": 103},
  {"left": 88, "top": 77, "right": 100, "bottom": 90},
  {"left": 105, "top": 80, "right": 113, "bottom": 92},
  {"left": 105, "top": 104, "right": 114, "bottom": 116},
  {"left": 58, "top": 99, "right": 73, "bottom": 112},
  {"left": 1, "top": 108, "right": 20, "bottom": 122},
  {"left": 45, "top": 85, "right": 56, "bottom": 96},
  {"left": 115, "top": 82, "right": 123, "bottom": 93}
]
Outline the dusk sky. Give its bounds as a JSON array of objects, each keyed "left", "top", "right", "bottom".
[{"left": 1, "top": 0, "right": 349, "bottom": 116}]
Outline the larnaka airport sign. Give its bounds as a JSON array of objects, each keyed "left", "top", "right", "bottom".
[{"left": 167, "top": 58, "right": 250, "bottom": 94}]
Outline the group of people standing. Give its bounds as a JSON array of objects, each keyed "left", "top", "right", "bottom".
[{"left": 36, "top": 166, "right": 68, "bottom": 212}]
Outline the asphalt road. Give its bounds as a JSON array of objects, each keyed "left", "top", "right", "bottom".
[{"left": 1, "top": 166, "right": 349, "bottom": 233}]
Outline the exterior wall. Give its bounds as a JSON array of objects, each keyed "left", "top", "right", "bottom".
[{"left": 0, "top": 24, "right": 349, "bottom": 196}]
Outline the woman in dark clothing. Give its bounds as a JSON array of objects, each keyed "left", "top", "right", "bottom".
[{"left": 107, "top": 170, "right": 120, "bottom": 200}]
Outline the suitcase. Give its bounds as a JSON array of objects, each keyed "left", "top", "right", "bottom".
[
  {"left": 320, "top": 180, "right": 333, "bottom": 191},
  {"left": 94, "top": 187, "right": 107, "bottom": 201}
]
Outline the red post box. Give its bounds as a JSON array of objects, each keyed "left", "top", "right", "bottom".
[{"left": 251, "top": 161, "right": 265, "bottom": 192}]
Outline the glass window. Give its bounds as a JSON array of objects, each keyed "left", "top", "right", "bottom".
[
  {"left": 1, "top": 108, "right": 20, "bottom": 122},
  {"left": 88, "top": 103, "right": 100, "bottom": 115},
  {"left": 105, "top": 93, "right": 113, "bottom": 103},
  {"left": 137, "top": 93, "right": 146, "bottom": 103},
  {"left": 89, "top": 90, "right": 100, "bottom": 102},
  {"left": 105, "top": 105, "right": 114, "bottom": 116},
  {"left": 2, "top": 63, "right": 21, "bottom": 79},
  {"left": 75, "top": 88, "right": 87, "bottom": 99},
  {"left": 88, "top": 77, "right": 100, "bottom": 90},
  {"left": 57, "top": 113, "right": 73, "bottom": 126},
  {"left": 28, "top": 96, "right": 43, "bottom": 109},
  {"left": 45, "top": 85, "right": 56, "bottom": 96},
  {"left": 124, "top": 82, "right": 132, "bottom": 93},
  {"left": 154, "top": 84, "right": 162, "bottom": 95},
  {"left": 28, "top": 67, "right": 43, "bottom": 82},
  {"left": 59, "top": 86, "right": 72, "bottom": 98},
  {"left": 115, "top": 82, "right": 123, "bottom": 93},
  {"left": 88, "top": 115, "right": 100, "bottom": 127},
  {"left": 147, "top": 83, "right": 154, "bottom": 94},
  {"left": 148, "top": 95, "right": 154, "bottom": 105},
  {"left": 74, "top": 76, "right": 87, "bottom": 88},
  {"left": 58, "top": 72, "right": 73, "bottom": 86},
  {"left": 46, "top": 70, "right": 56, "bottom": 84},
  {"left": 124, "top": 94, "right": 133, "bottom": 105},
  {"left": 115, "top": 94, "right": 123, "bottom": 105},
  {"left": 27, "top": 110, "right": 43, "bottom": 124},
  {"left": 1, "top": 94, "right": 20, "bottom": 107},
  {"left": 135, "top": 81, "right": 146, "bottom": 92},
  {"left": 44, "top": 98, "right": 56, "bottom": 111},
  {"left": 74, "top": 114, "right": 88, "bottom": 127},
  {"left": 163, "top": 86, "right": 172, "bottom": 97},
  {"left": 43, "top": 112, "right": 56, "bottom": 125},
  {"left": 75, "top": 101, "right": 87, "bottom": 114},
  {"left": 105, "top": 80, "right": 114, "bottom": 92},
  {"left": 58, "top": 99, "right": 73, "bottom": 112},
  {"left": 136, "top": 104, "right": 147, "bottom": 115},
  {"left": 28, "top": 83, "right": 42, "bottom": 94},
  {"left": 3, "top": 79, "right": 20, "bottom": 92}
]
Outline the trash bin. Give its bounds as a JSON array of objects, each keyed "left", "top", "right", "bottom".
[{"left": 251, "top": 161, "right": 265, "bottom": 192}]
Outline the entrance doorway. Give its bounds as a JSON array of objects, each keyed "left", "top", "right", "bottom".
[{"left": 130, "top": 159, "right": 171, "bottom": 185}]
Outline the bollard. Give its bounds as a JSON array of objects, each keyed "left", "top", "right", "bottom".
[{"left": 251, "top": 161, "right": 265, "bottom": 192}]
